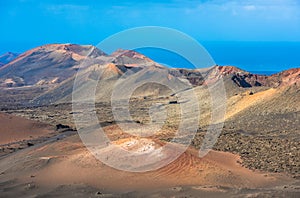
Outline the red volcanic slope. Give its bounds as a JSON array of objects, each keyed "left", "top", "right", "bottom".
[{"left": 0, "top": 113, "right": 53, "bottom": 145}]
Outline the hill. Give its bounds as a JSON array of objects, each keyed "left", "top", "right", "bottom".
[
  {"left": 0, "top": 44, "right": 107, "bottom": 87},
  {"left": 0, "top": 44, "right": 299, "bottom": 197}
]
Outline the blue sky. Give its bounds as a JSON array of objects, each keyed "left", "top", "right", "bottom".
[{"left": 1, "top": 0, "right": 300, "bottom": 71}]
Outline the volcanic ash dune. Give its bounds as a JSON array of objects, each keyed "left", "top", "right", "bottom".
[
  {"left": 0, "top": 126, "right": 291, "bottom": 195},
  {"left": 0, "top": 113, "right": 53, "bottom": 145}
]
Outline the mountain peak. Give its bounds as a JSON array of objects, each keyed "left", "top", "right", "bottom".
[
  {"left": 215, "top": 65, "right": 248, "bottom": 75},
  {"left": 111, "top": 49, "right": 153, "bottom": 61},
  {"left": 270, "top": 67, "right": 300, "bottom": 87},
  {"left": 109, "top": 49, "right": 155, "bottom": 66},
  {"left": 5, "top": 44, "right": 107, "bottom": 67},
  {"left": 36, "top": 43, "right": 106, "bottom": 56},
  {"left": 0, "top": 44, "right": 108, "bottom": 87}
]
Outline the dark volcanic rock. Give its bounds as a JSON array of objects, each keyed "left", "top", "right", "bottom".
[{"left": 56, "top": 124, "right": 70, "bottom": 130}]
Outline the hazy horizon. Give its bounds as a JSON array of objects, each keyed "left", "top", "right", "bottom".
[{"left": 1, "top": 41, "right": 300, "bottom": 73}]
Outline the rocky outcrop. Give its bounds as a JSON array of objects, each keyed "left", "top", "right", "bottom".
[{"left": 267, "top": 68, "right": 300, "bottom": 87}]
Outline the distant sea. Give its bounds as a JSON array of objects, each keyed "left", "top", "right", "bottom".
[
  {"left": 137, "top": 41, "right": 300, "bottom": 75},
  {"left": 248, "top": 71, "right": 279, "bottom": 76}
]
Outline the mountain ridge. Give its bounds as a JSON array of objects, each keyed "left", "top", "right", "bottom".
[
  {"left": 0, "top": 43, "right": 298, "bottom": 106},
  {"left": 0, "top": 52, "right": 20, "bottom": 67}
]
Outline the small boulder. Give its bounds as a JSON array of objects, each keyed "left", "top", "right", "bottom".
[
  {"left": 169, "top": 101, "right": 178, "bottom": 104},
  {"left": 27, "top": 142, "right": 34, "bottom": 147},
  {"left": 56, "top": 124, "right": 70, "bottom": 130}
]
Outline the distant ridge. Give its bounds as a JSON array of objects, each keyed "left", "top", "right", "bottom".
[
  {"left": 0, "top": 52, "right": 20, "bottom": 66},
  {"left": 0, "top": 43, "right": 299, "bottom": 105},
  {"left": 249, "top": 71, "right": 279, "bottom": 76}
]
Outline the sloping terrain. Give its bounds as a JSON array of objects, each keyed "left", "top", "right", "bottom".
[
  {"left": 111, "top": 49, "right": 156, "bottom": 66},
  {"left": 26, "top": 66, "right": 300, "bottom": 106},
  {"left": 0, "top": 43, "right": 298, "bottom": 108},
  {"left": 0, "top": 124, "right": 296, "bottom": 198},
  {"left": 0, "top": 44, "right": 106, "bottom": 87},
  {"left": 0, "top": 113, "right": 53, "bottom": 145},
  {"left": 0, "top": 44, "right": 299, "bottom": 197},
  {"left": 0, "top": 52, "right": 19, "bottom": 66}
]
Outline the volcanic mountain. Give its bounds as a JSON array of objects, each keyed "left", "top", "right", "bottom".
[
  {"left": 110, "top": 49, "right": 155, "bottom": 66},
  {"left": 0, "top": 44, "right": 160, "bottom": 88},
  {"left": 0, "top": 44, "right": 298, "bottom": 89},
  {"left": 0, "top": 44, "right": 299, "bottom": 197},
  {"left": 1, "top": 44, "right": 298, "bottom": 142},
  {"left": 0, "top": 44, "right": 107, "bottom": 87},
  {"left": 0, "top": 44, "right": 299, "bottom": 108}
]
